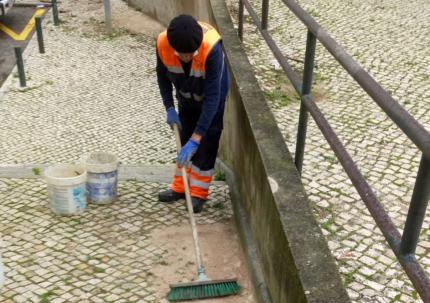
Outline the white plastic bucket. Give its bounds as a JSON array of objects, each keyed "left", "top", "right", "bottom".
[
  {"left": 85, "top": 152, "right": 118, "bottom": 204},
  {"left": 44, "top": 164, "right": 87, "bottom": 215}
]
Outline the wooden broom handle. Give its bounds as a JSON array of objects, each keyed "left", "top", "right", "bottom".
[{"left": 173, "top": 124, "right": 206, "bottom": 275}]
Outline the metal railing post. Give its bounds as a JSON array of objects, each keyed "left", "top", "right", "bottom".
[
  {"left": 295, "top": 30, "right": 316, "bottom": 173},
  {"left": 239, "top": 0, "right": 430, "bottom": 299},
  {"left": 14, "top": 47, "right": 26, "bottom": 87},
  {"left": 51, "top": 0, "right": 60, "bottom": 26},
  {"left": 238, "top": 0, "right": 244, "bottom": 41},
  {"left": 400, "top": 155, "right": 430, "bottom": 255},
  {"left": 103, "top": 0, "right": 113, "bottom": 35},
  {"left": 262, "top": 0, "right": 269, "bottom": 30},
  {"left": 35, "top": 17, "right": 45, "bottom": 54}
]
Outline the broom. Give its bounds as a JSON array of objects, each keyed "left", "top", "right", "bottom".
[{"left": 167, "top": 124, "right": 240, "bottom": 302}]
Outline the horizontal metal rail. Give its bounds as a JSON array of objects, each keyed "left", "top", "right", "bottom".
[
  {"left": 281, "top": 0, "right": 430, "bottom": 161},
  {"left": 239, "top": 0, "right": 430, "bottom": 301},
  {"left": 302, "top": 94, "right": 430, "bottom": 300}
]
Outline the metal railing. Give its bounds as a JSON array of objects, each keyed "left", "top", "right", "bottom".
[{"left": 237, "top": 0, "right": 430, "bottom": 301}]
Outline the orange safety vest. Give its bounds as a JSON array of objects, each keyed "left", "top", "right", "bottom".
[{"left": 156, "top": 22, "right": 221, "bottom": 102}]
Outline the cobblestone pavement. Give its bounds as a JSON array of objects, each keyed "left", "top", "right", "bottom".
[
  {"left": 0, "top": 179, "right": 233, "bottom": 302},
  {"left": 0, "top": 0, "right": 175, "bottom": 165},
  {"left": 226, "top": 0, "right": 430, "bottom": 302},
  {"left": 2, "top": 0, "right": 429, "bottom": 301},
  {"left": 0, "top": 1, "right": 249, "bottom": 302}
]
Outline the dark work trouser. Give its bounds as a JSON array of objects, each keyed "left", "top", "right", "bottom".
[{"left": 170, "top": 100, "right": 224, "bottom": 200}]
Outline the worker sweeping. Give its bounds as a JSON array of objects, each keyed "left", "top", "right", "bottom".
[
  {"left": 156, "top": 14, "right": 230, "bottom": 213},
  {"left": 157, "top": 16, "right": 239, "bottom": 301}
]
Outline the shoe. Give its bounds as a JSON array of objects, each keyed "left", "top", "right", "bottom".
[
  {"left": 191, "top": 197, "right": 206, "bottom": 213},
  {"left": 158, "top": 189, "right": 185, "bottom": 203}
]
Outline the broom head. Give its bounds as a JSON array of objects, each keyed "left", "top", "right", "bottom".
[{"left": 167, "top": 278, "right": 240, "bottom": 301}]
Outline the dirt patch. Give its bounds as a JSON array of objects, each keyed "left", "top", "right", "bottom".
[
  {"left": 111, "top": 1, "right": 165, "bottom": 38},
  {"left": 150, "top": 220, "right": 256, "bottom": 303},
  {"left": 58, "top": 0, "right": 165, "bottom": 39}
]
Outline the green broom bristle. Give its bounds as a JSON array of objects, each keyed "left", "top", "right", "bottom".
[{"left": 167, "top": 280, "right": 240, "bottom": 301}]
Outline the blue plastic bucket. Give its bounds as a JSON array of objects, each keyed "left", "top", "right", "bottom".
[{"left": 85, "top": 152, "right": 118, "bottom": 204}]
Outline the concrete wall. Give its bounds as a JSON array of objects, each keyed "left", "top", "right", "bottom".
[
  {"left": 209, "top": 1, "right": 351, "bottom": 302},
  {"left": 129, "top": 0, "right": 351, "bottom": 302},
  {"left": 126, "top": 0, "right": 210, "bottom": 25}
]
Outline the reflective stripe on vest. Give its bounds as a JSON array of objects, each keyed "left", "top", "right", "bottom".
[
  {"left": 179, "top": 90, "right": 191, "bottom": 99},
  {"left": 179, "top": 90, "right": 204, "bottom": 101},
  {"left": 167, "top": 66, "right": 183, "bottom": 74},
  {"left": 189, "top": 69, "right": 205, "bottom": 78}
]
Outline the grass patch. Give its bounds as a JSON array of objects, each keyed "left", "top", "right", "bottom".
[
  {"left": 63, "top": 276, "right": 73, "bottom": 285},
  {"left": 321, "top": 216, "right": 336, "bottom": 235},
  {"left": 69, "top": 218, "right": 81, "bottom": 226},
  {"left": 313, "top": 71, "right": 329, "bottom": 83},
  {"left": 12, "top": 80, "right": 54, "bottom": 93},
  {"left": 264, "top": 89, "right": 299, "bottom": 107},
  {"left": 93, "top": 266, "right": 106, "bottom": 273},
  {"left": 32, "top": 167, "right": 41, "bottom": 176},
  {"left": 323, "top": 155, "right": 337, "bottom": 165},
  {"left": 212, "top": 202, "right": 225, "bottom": 209},
  {"left": 39, "top": 290, "right": 56, "bottom": 303},
  {"left": 343, "top": 268, "right": 359, "bottom": 286},
  {"left": 316, "top": 203, "right": 338, "bottom": 235},
  {"left": 213, "top": 171, "right": 226, "bottom": 181},
  {"left": 104, "top": 28, "right": 129, "bottom": 41},
  {"left": 308, "top": 9, "right": 320, "bottom": 18},
  {"left": 158, "top": 260, "right": 168, "bottom": 266}
]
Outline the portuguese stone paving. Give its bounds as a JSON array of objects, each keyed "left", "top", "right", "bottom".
[
  {"left": 225, "top": 0, "right": 430, "bottom": 302},
  {"left": 1, "top": 0, "right": 429, "bottom": 302},
  {"left": 0, "top": 1, "right": 247, "bottom": 302},
  {"left": 0, "top": 179, "right": 234, "bottom": 302}
]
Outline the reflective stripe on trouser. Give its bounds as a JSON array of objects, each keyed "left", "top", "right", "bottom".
[
  {"left": 170, "top": 164, "right": 213, "bottom": 200},
  {"left": 171, "top": 164, "right": 190, "bottom": 194},
  {"left": 171, "top": 98, "right": 225, "bottom": 200}
]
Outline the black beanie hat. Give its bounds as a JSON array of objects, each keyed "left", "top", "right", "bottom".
[{"left": 167, "top": 15, "right": 203, "bottom": 53}]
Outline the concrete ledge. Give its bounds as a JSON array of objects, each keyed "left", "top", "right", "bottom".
[
  {"left": 0, "top": 164, "right": 225, "bottom": 185},
  {"left": 217, "top": 159, "right": 273, "bottom": 303},
  {"left": 127, "top": 0, "right": 211, "bottom": 25},
  {"left": 0, "top": 164, "right": 173, "bottom": 182},
  {"left": 209, "top": 1, "right": 351, "bottom": 302}
]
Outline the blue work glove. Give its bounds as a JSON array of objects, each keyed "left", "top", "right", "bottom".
[
  {"left": 177, "top": 139, "right": 199, "bottom": 167},
  {"left": 166, "top": 107, "right": 181, "bottom": 129}
]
